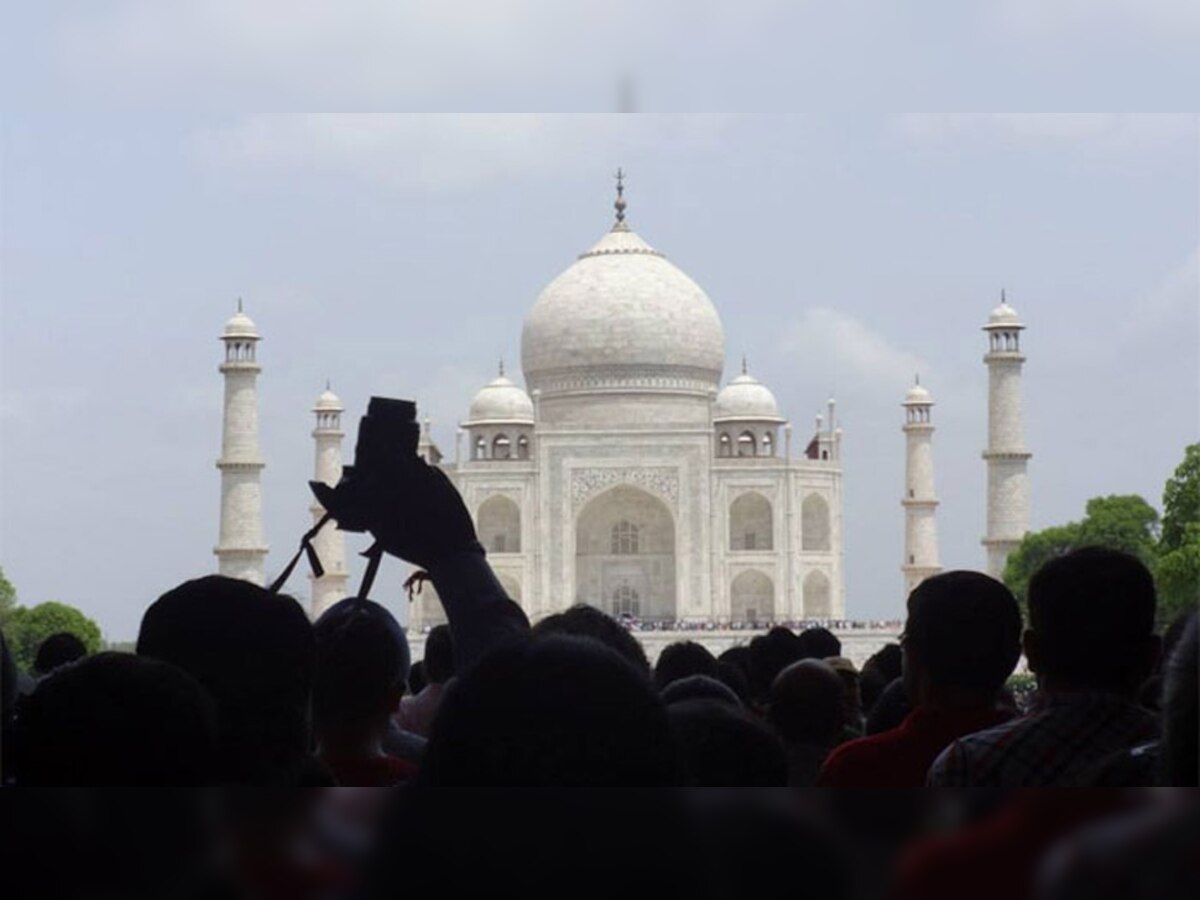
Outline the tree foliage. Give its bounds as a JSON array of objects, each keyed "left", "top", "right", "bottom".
[
  {"left": 3, "top": 601, "right": 103, "bottom": 673},
  {"left": 1003, "top": 494, "right": 1159, "bottom": 610},
  {"left": 1161, "top": 444, "right": 1200, "bottom": 551},
  {"left": 1003, "top": 446, "right": 1200, "bottom": 628},
  {"left": 1156, "top": 523, "right": 1200, "bottom": 624},
  {"left": 0, "top": 566, "right": 15, "bottom": 626}
]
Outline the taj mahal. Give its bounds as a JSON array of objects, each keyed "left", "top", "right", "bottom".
[{"left": 211, "top": 173, "right": 1031, "bottom": 656}]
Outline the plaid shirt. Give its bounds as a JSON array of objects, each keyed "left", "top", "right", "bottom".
[{"left": 926, "top": 692, "right": 1159, "bottom": 787}]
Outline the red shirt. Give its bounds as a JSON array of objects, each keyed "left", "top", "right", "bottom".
[
  {"left": 321, "top": 753, "right": 418, "bottom": 787},
  {"left": 817, "top": 705, "right": 1014, "bottom": 788}
]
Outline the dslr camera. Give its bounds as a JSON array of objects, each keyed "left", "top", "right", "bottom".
[{"left": 310, "top": 396, "right": 421, "bottom": 534}]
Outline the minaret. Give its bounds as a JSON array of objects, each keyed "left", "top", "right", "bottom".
[
  {"left": 215, "top": 301, "right": 268, "bottom": 584},
  {"left": 982, "top": 291, "right": 1031, "bottom": 579},
  {"left": 310, "top": 382, "right": 349, "bottom": 617},
  {"left": 902, "top": 376, "right": 941, "bottom": 595}
]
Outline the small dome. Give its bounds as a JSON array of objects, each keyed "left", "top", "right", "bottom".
[
  {"left": 903, "top": 382, "right": 932, "bottom": 405},
  {"left": 314, "top": 387, "right": 343, "bottom": 411},
  {"left": 223, "top": 309, "right": 259, "bottom": 338},
  {"left": 467, "top": 374, "right": 534, "bottom": 424},
  {"left": 714, "top": 372, "right": 783, "bottom": 421},
  {"left": 986, "top": 294, "right": 1023, "bottom": 328}
]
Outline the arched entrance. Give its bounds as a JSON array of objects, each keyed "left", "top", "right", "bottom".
[
  {"left": 575, "top": 485, "right": 676, "bottom": 622},
  {"left": 803, "top": 570, "right": 832, "bottom": 619},
  {"left": 730, "top": 570, "right": 774, "bottom": 624}
]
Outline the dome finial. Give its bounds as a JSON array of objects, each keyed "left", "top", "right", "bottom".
[
  {"left": 325, "top": 377, "right": 331, "bottom": 391},
  {"left": 741, "top": 354, "right": 748, "bottom": 375},
  {"left": 498, "top": 356, "right": 505, "bottom": 377},
  {"left": 237, "top": 296, "right": 243, "bottom": 313},
  {"left": 915, "top": 372, "right": 920, "bottom": 386},
  {"left": 1000, "top": 287, "right": 1007, "bottom": 305},
  {"left": 612, "top": 167, "right": 628, "bottom": 231}
]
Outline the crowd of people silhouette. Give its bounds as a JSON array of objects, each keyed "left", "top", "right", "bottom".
[{"left": 1, "top": 458, "right": 1196, "bottom": 899}]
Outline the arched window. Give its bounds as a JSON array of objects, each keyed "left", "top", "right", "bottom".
[
  {"left": 719, "top": 433, "right": 732, "bottom": 457},
  {"left": 803, "top": 570, "right": 832, "bottom": 619},
  {"left": 762, "top": 431, "right": 774, "bottom": 456},
  {"left": 611, "top": 520, "right": 639, "bottom": 555},
  {"left": 474, "top": 436, "right": 487, "bottom": 460},
  {"left": 492, "top": 434, "right": 511, "bottom": 460},
  {"left": 612, "top": 583, "right": 640, "bottom": 618},
  {"left": 730, "top": 570, "right": 774, "bottom": 624},
  {"left": 517, "top": 434, "right": 529, "bottom": 459},
  {"left": 729, "top": 492, "right": 773, "bottom": 551},
  {"left": 801, "top": 493, "right": 831, "bottom": 551},
  {"left": 477, "top": 495, "right": 521, "bottom": 553},
  {"left": 737, "top": 431, "right": 756, "bottom": 457}
]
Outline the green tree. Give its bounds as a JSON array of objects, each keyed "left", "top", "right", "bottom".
[
  {"left": 1161, "top": 444, "right": 1200, "bottom": 551},
  {"left": 0, "top": 566, "right": 15, "bottom": 627},
  {"left": 4, "top": 601, "right": 103, "bottom": 674},
  {"left": 1003, "top": 494, "right": 1159, "bottom": 613},
  {"left": 1156, "top": 522, "right": 1200, "bottom": 624},
  {"left": 1003, "top": 522, "right": 1083, "bottom": 609},
  {"left": 1076, "top": 495, "right": 1160, "bottom": 563}
]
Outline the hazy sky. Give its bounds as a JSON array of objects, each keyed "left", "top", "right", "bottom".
[{"left": 2, "top": 8, "right": 1198, "bottom": 641}]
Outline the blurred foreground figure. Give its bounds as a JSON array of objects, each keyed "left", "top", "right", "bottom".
[
  {"left": 394, "top": 623, "right": 452, "bottom": 738},
  {"left": 928, "top": 549, "right": 1160, "bottom": 786},
  {"left": 313, "top": 597, "right": 414, "bottom": 786},
  {"left": 819, "top": 571, "right": 1020, "bottom": 787},
  {"left": 32, "top": 631, "right": 87, "bottom": 676},
  {"left": 419, "top": 633, "right": 680, "bottom": 786},
  {"left": 768, "top": 658, "right": 846, "bottom": 785},
  {"left": 137, "top": 575, "right": 318, "bottom": 785},
  {"left": 13, "top": 652, "right": 217, "bottom": 785}
]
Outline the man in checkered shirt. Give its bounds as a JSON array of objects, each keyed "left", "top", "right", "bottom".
[{"left": 927, "top": 547, "right": 1161, "bottom": 787}]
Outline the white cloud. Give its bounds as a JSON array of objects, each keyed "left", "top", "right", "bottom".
[
  {"left": 992, "top": 1, "right": 1200, "bottom": 37},
  {"left": 895, "top": 113, "right": 1197, "bottom": 147},
  {"left": 51, "top": 1, "right": 789, "bottom": 106},
  {"left": 779, "top": 307, "right": 931, "bottom": 400},
  {"left": 192, "top": 114, "right": 737, "bottom": 191}
]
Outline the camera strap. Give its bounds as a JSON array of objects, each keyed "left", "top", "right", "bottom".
[
  {"left": 268, "top": 512, "right": 331, "bottom": 595},
  {"left": 356, "top": 541, "right": 385, "bottom": 601}
]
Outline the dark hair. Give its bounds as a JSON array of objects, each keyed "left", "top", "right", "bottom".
[
  {"left": 421, "top": 634, "right": 679, "bottom": 785},
  {"left": 718, "top": 645, "right": 752, "bottom": 678},
  {"left": 13, "top": 652, "right": 217, "bottom": 784},
  {"left": 748, "top": 629, "right": 806, "bottom": 702},
  {"left": 137, "top": 575, "right": 314, "bottom": 784},
  {"left": 654, "top": 640, "right": 718, "bottom": 691},
  {"left": 33, "top": 632, "right": 88, "bottom": 676},
  {"left": 668, "top": 699, "right": 787, "bottom": 785},
  {"left": 715, "top": 660, "right": 752, "bottom": 705},
  {"left": 422, "top": 624, "right": 454, "bottom": 684},
  {"left": 1028, "top": 547, "right": 1157, "bottom": 690},
  {"left": 905, "top": 570, "right": 1022, "bottom": 693},
  {"left": 313, "top": 597, "right": 409, "bottom": 728},
  {"left": 859, "top": 643, "right": 903, "bottom": 714},
  {"left": 533, "top": 604, "right": 650, "bottom": 672},
  {"left": 661, "top": 674, "right": 742, "bottom": 708},
  {"left": 797, "top": 626, "right": 841, "bottom": 660},
  {"left": 865, "top": 678, "right": 911, "bottom": 735},
  {"left": 407, "top": 659, "right": 428, "bottom": 695},
  {"left": 768, "top": 659, "right": 845, "bottom": 746},
  {"left": 1161, "top": 613, "right": 1197, "bottom": 786}
]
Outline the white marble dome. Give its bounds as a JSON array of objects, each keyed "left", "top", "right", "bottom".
[
  {"left": 903, "top": 382, "right": 932, "bottom": 405},
  {"left": 223, "top": 309, "right": 259, "bottom": 338},
  {"left": 987, "top": 296, "right": 1022, "bottom": 328},
  {"left": 314, "top": 387, "right": 343, "bottom": 411},
  {"left": 521, "top": 226, "right": 725, "bottom": 396},
  {"left": 467, "top": 374, "right": 535, "bottom": 424},
  {"left": 714, "top": 372, "right": 784, "bottom": 421}
]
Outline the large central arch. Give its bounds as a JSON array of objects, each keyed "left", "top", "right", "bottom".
[{"left": 575, "top": 484, "right": 676, "bottom": 622}]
